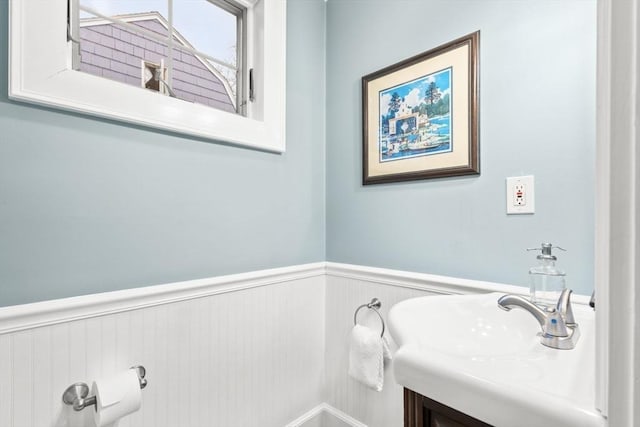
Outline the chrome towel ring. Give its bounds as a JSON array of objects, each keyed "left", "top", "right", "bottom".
[{"left": 353, "top": 298, "right": 385, "bottom": 337}]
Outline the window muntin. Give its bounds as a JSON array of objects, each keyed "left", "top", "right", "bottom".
[{"left": 72, "top": 0, "right": 243, "bottom": 114}]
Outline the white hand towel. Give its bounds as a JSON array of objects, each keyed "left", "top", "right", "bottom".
[
  {"left": 348, "top": 324, "right": 392, "bottom": 392},
  {"left": 382, "top": 335, "right": 393, "bottom": 362}
]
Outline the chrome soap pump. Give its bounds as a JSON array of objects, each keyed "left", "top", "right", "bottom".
[{"left": 527, "top": 243, "right": 567, "bottom": 309}]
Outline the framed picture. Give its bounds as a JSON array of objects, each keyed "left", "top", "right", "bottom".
[{"left": 362, "top": 31, "right": 479, "bottom": 184}]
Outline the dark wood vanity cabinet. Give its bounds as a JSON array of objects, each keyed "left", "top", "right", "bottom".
[{"left": 404, "top": 388, "right": 493, "bottom": 427}]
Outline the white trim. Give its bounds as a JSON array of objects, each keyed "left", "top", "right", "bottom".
[
  {"left": 285, "top": 404, "right": 324, "bottom": 427},
  {"left": 325, "top": 262, "right": 594, "bottom": 305},
  {"left": 0, "top": 262, "right": 325, "bottom": 335},
  {"left": 597, "top": 0, "right": 639, "bottom": 424},
  {"left": 8, "top": 0, "right": 286, "bottom": 152},
  {"left": 235, "top": 0, "right": 259, "bottom": 8},
  {"left": 285, "top": 403, "right": 367, "bottom": 427},
  {"left": 322, "top": 404, "right": 368, "bottom": 427},
  {"left": 79, "top": 12, "right": 176, "bottom": 29},
  {"left": 595, "top": 0, "right": 611, "bottom": 418}
]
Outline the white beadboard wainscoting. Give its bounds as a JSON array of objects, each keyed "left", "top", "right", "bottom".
[
  {"left": 322, "top": 263, "right": 537, "bottom": 427},
  {"left": 0, "top": 263, "right": 326, "bottom": 427},
  {"left": 323, "top": 272, "right": 438, "bottom": 427},
  {"left": 0, "top": 262, "right": 570, "bottom": 427}
]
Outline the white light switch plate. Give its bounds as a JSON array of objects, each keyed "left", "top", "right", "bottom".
[{"left": 506, "top": 175, "right": 535, "bottom": 214}]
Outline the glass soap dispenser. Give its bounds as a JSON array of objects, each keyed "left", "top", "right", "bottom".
[{"left": 527, "top": 243, "right": 567, "bottom": 309}]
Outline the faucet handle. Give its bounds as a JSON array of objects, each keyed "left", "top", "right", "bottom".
[
  {"left": 544, "top": 309, "right": 570, "bottom": 337},
  {"left": 556, "top": 289, "right": 576, "bottom": 325}
]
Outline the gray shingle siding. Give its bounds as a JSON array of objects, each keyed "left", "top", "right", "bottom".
[
  {"left": 135, "top": 20, "right": 168, "bottom": 36},
  {"left": 79, "top": 18, "right": 235, "bottom": 113}
]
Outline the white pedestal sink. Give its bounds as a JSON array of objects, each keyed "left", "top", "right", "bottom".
[{"left": 389, "top": 293, "right": 605, "bottom": 427}]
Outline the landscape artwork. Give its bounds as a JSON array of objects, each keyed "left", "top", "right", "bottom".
[
  {"left": 362, "top": 31, "right": 479, "bottom": 184},
  {"left": 379, "top": 68, "right": 452, "bottom": 162}
]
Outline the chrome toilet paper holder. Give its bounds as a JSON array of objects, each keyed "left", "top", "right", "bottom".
[{"left": 62, "top": 365, "right": 147, "bottom": 411}]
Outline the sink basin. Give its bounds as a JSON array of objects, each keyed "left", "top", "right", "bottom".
[{"left": 389, "top": 293, "right": 605, "bottom": 427}]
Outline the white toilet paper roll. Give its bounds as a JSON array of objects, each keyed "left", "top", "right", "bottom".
[{"left": 91, "top": 369, "right": 142, "bottom": 427}]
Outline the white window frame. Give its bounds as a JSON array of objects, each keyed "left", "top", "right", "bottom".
[
  {"left": 8, "top": 0, "right": 287, "bottom": 152},
  {"left": 141, "top": 59, "right": 169, "bottom": 96}
]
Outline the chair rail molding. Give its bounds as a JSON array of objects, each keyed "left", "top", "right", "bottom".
[
  {"left": 1, "top": 262, "right": 597, "bottom": 336},
  {"left": 325, "top": 262, "right": 594, "bottom": 305},
  {"left": 0, "top": 263, "right": 325, "bottom": 335}
]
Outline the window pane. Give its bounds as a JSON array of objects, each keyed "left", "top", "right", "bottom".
[
  {"left": 172, "top": 0, "right": 238, "bottom": 61},
  {"left": 172, "top": 0, "right": 240, "bottom": 110},
  {"left": 78, "top": 12, "right": 170, "bottom": 94},
  {"left": 75, "top": 0, "right": 242, "bottom": 114},
  {"left": 171, "top": 44, "right": 236, "bottom": 112}
]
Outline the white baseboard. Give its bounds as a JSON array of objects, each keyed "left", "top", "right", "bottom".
[
  {"left": 322, "top": 404, "right": 368, "bottom": 427},
  {"left": 285, "top": 404, "right": 324, "bottom": 427},
  {"left": 285, "top": 403, "right": 367, "bottom": 427}
]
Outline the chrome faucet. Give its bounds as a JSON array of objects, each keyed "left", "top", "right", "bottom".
[
  {"left": 498, "top": 289, "right": 580, "bottom": 350},
  {"left": 556, "top": 288, "right": 577, "bottom": 325}
]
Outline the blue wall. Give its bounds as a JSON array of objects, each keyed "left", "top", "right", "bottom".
[
  {"left": 0, "top": 0, "right": 326, "bottom": 306},
  {"left": 0, "top": 0, "right": 598, "bottom": 306},
  {"left": 325, "top": 1, "right": 596, "bottom": 295}
]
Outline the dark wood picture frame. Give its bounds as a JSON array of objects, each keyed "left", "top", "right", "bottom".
[{"left": 362, "top": 31, "right": 479, "bottom": 185}]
